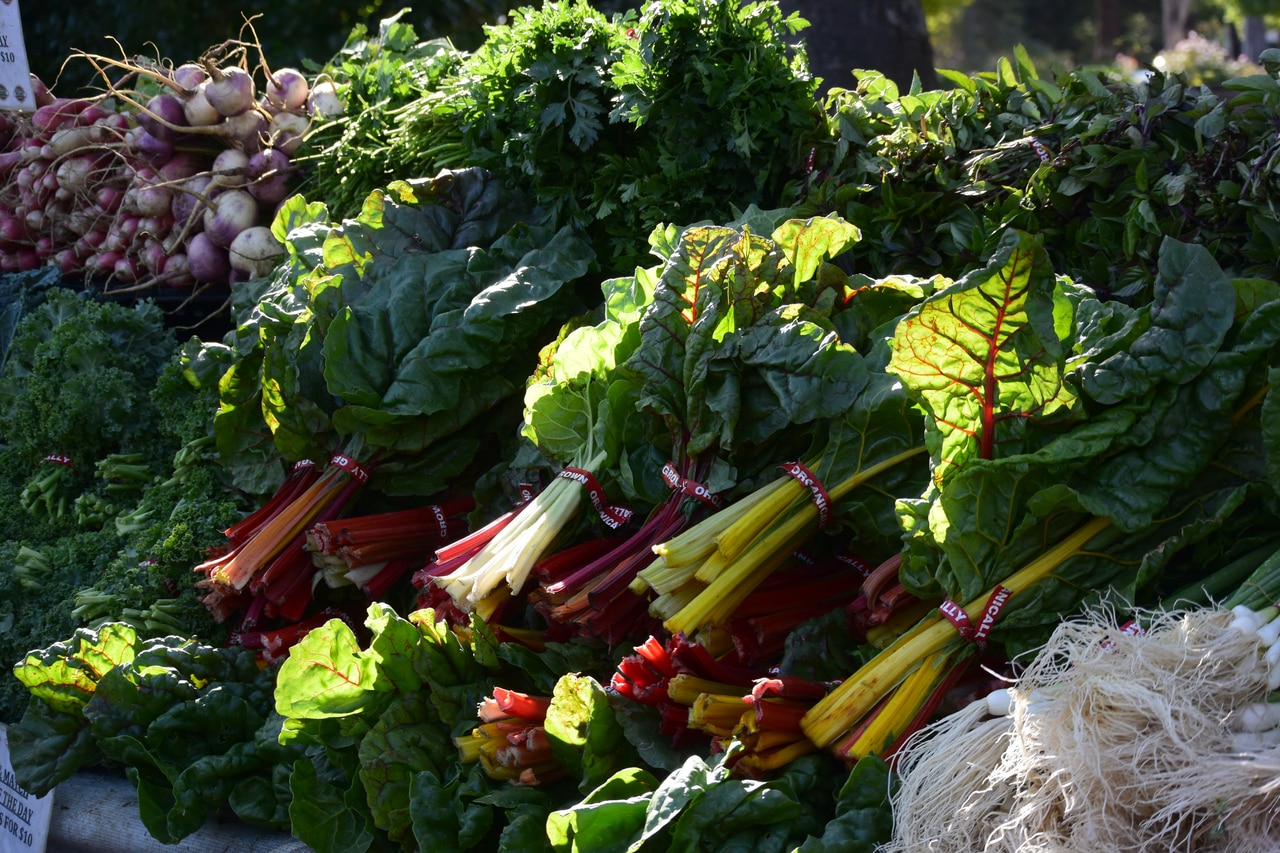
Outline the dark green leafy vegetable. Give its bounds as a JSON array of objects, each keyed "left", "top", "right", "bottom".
[
  {"left": 9, "top": 625, "right": 299, "bottom": 841},
  {"left": 202, "top": 168, "right": 594, "bottom": 498}
]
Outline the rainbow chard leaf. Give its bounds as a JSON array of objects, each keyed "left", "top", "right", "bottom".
[{"left": 886, "top": 229, "right": 1079, "bottom": 481}]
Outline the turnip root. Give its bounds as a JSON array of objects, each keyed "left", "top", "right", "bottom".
[
  {"left": 306, "top": 80, "right": 345, "bottom": 118},
  {"left": 204, "top": 65, "right": 256, "bottom": 117},
  {"left": 264, "top": 67, "right": 309, "bottom": 111},
  {"left": 183, "top": 83, "right": 222, "bottom": 127},
  {"left": 228, "top": 225, "right": 283, "bottom": 279},
  {"left": 210, "top": 148, "right": 250, "bottom": 187},
  {"left": 187, "top": 231, "right": 230, "bottom": 283},
  {"left": 245, "top": 148, "right": 293, "bottom": 205},
  {"left": 203, "top": 188, "right": 258, "bottom": 247}
]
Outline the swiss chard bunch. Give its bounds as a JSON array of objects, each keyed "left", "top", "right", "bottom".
[
  {"left": 190, "top": 167, "right": 594, "bottom": 627},
  {"left": 273, "top": 603, "right": 625, "bottom": 852},
  {"left": 800, "top": 230, "right": 1280, "bottom": 760},
  {"left": 203, "top": 167, "right": 594, "bottom": 496},
  {"left": 8, "top": 624, "right": 301, "bottom": 842}
]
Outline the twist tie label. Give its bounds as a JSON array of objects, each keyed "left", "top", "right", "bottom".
[
  {"left": 516, "top": 483, "right": 536, "bottom": 506},
  {"left": 836, "top": 553, "right": 873, "bottom": 578},
  {"left": 293, "top": 459, "right": 316, "bottom": 471},
  {"left": 661, "top": 461, "right": 722, "bottom": 508},
  {"left": 1101, "top": 619, "right": 1146, "bottom": 652},
  {"left": 42, "top": 453, "right": 74, "bottom": 468},
  {"left": 780, "top": 461, "right": 832, "bottom": 528},
  {"left": 330, "top": 454, "right": 369, "bottom": 483},
  {"left": 429, "top": 504, "right": 450, "bottom": 540},
  {"left": 939, "top": 585, "right": 1012, "bottom": 648},
  {"left": 558, "top": 467, "right": 634, "bottom": 530}
]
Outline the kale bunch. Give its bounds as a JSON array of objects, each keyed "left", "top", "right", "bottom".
[{"left": 0, "top": 288, "right": 176, "bottom": 467}]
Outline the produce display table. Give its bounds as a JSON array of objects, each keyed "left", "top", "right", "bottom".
[{"left": 46, "top": 770, "right": 309, "bottom": 853}]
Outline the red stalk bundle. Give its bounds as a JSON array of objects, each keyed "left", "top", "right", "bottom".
[{"left": 194, "top": 452, "right": 374, "bottom": 622}]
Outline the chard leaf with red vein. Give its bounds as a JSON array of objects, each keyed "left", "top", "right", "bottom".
[
  {"left": 7, "top": 622, "right": 140, "bottom": 795},
  {"left": 886, "top": 228, "right": 1079, "bottom": 482},
  {"left": 625, "top": 214, "right": 866, "bottom": 480}
]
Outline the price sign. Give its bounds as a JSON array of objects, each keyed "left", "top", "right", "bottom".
[
  {"left": 0, "top": 0, "right": 34, "bottom": 113},
  {"left": 0, "top": 724, "right": 53, "bottom": 853}
]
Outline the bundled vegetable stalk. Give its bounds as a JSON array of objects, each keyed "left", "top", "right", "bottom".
[
  {"left": 801, "top": 230, "right": 1280, "bottom": 762},
  {"left": 637, "top": 376, "right": 927, "bottom": 644},
  {"left": 886, "top": 603, "right": 1280, "bottom": 852},
  {"left": 304, "top": 497, "right": 474, "bottom": 596},
  {"left": 191, "top": 168, "right": 594, "bottom": 631},
  {"left": 193, "top": 448, "right": 374, "bottom": 621},
  {"left": 433, "top": 309, "right": 645, "bottom": 620},
  {"left": 612, "top": 632, "right": 833, "bottom": 776}
]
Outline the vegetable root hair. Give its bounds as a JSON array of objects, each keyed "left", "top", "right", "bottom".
[{"left": 886, "top": 606, "right": 1280, "bottom": 853}]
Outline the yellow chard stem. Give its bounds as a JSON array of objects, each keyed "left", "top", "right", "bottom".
[
  {"left": 800, "top": 515, "right": 1112, "bottom": 748},
  {"left": 713, "top": 475, "right": 804, "bottom": 562},
  {"left": 841, "top": 646, "right": 961, "bottom": 762},
  {"left": 654, "top": 475, "right": 791, "bottom": 567},
  {"left": 666, "top": 674, "right": 748, "bottom": 705},
  {"left": 667, "top": 445, "right": 929, "bottom": 637}
]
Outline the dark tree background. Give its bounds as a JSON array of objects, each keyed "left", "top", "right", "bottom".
[{"left": 778, "top": 0, "right": 936, "bottom": 92}]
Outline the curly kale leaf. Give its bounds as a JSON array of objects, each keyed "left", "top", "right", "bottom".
[{"left": 0, "top": 288, "right": 175, "bottom": 465}]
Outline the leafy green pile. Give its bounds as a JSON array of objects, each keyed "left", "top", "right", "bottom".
[
  {"left": 793, "top": 47, "right": 1280, "bottom": 299},
  {"left": 273, "top": 603, "right": 615, "bottom": 851},
  {"left": 302, "top": 0, "right": 822, "bottom": 273},
  {"left": 0, "top": 286, "right": 248, "bottom": 725},
  {"left": 296, "top": 10, "right": 466, "bottom": 220},
  {"left": 0, "top": 288, "right": 174, "bottom": 482},
  {"left": 547, "top": 751, "right": 892, "bottom": 852},
  {"left": 8, "top": 623, "right": 299, "bottom": 842},
  {"left": 201, "top": 167, "right": 594, "bottom": 497}
]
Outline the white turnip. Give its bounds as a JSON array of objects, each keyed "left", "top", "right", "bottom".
[
  {"left": 211, "top": 148, "right": 249, "bottom": 187},
  {"left": 228, "top": 225, "right": 283, "bottom": 279},
  {"left": 161, "top": 252, "right": 194, "bottom": 288},
  {"left": 139, "top": 93, "right": 188, "bottom": 141},
  {"left": 172, "top": 63, "right": 207, "bottom": 92},
  {"left": 172, "top": 173, "right": 214, "bottom": 229},
  {"left": 204, "top": 66, "right": 257, "bottom": 117},
  {"left": 222, "top": 109, "right": 267, "bottom": 153},
  {"left": 183, "top": 82, "right": 221, "bottom": 127},
  {"left": 265, "top": 67, "right": 309, "bottom": 111},
  {"left": 246, "top": 148, "right": 293, "bottom": 205},
  {"left": 54, "top": 154, "right": 102, "bottom": 194},
  {"left": 131, "top": 129, "right": 175, "bottom": 164},
  {"left": 266, "top": 111, "right": 308, "bottom": 156},
  {"left": 306, "top": 80, "right": 344, "bottom": 118}
]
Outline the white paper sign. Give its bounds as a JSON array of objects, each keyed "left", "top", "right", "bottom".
[
  {"left": 0, "top": 724, "right": 53, "bottom": 853},
  {"left": 0, "top": 0, "right": 34, "bottom": 112}
]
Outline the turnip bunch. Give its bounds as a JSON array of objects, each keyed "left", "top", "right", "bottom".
[{"left": 0, "top": 25, "right": 343, "bottom": 296}]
